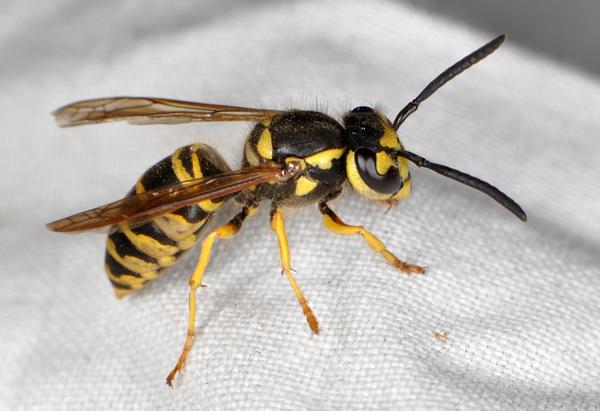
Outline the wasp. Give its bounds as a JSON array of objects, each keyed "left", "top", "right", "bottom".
[{"left": 48, "top": 35, "right": 526, "bottom": 386}]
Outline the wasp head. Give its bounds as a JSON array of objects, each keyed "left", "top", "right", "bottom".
[{"left": 343, "top": 106, "right": 411, "bottom": 202}]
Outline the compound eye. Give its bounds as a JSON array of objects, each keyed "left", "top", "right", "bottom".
[{"left": 354, "top": 148, "right": 403, "bottom": 195}]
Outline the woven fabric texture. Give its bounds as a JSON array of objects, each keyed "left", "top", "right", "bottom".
[{"left": 2, "top": 1, "right": 600, "bottom": 409}]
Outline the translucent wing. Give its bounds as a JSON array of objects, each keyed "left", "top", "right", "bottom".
[
  {"left": 53, "top": 97, "right": 281, "bottom": 127},
  {"left": 47, "top": 163, "right": 299, "bottom": 233}
]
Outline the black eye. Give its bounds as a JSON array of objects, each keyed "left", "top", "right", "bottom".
[
  {"left": 354, "top": 148, "right": 403, "bottom": 194},
  {"left": 351, "top": 106, "right": 375, "bottom": 113}
]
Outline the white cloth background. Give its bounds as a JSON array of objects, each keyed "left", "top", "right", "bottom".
[{"left": 2, "top": 1, "right": 600, "bottom": 409}]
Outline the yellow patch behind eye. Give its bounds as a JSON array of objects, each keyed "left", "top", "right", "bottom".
[
  {"left": 257, "top": 128, "right": 273, "bottom": 160},
  {"left": 379, "top": 123, "right": 401, "bottom": 150}
]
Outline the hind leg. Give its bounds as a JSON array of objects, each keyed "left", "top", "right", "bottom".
[{"left": 166, "top": 205, "right": 254, "bottom": 386}]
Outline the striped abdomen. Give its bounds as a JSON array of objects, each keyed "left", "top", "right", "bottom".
[{"left": 104, "top": 144, "right": 230, "bottom": 298}]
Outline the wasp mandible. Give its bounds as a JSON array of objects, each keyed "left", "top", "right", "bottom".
[{"left": 48, "top": 34, "right": 526, "bottom": 386}]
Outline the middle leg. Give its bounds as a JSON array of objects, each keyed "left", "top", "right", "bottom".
[{"left": 270, "top": 205, "right": 320, "bottom": 334}]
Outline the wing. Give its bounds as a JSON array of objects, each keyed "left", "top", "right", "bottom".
[
  {"left": 53, "top": 97, "right": 281, "bottom": 127},
  {"left": 47, "top": 163, "right": 299, "bottom": 233}
]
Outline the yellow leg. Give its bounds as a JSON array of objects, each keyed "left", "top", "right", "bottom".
[
  {"left": 270, "top": 207, "right": 320, "bottom": 334},
  {"left": 166, "top": 209, "right": 248, "bottom": 387},
  {"left": 319, "top": 202, "right": 425, "bottom": 275}
]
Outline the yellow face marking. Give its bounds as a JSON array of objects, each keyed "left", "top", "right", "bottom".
[
  {"left": 256, "top": 128, "right": 273, "bottom": 160},
  {"left": 295, "top": 176, "right": 318, "bottom": 196},
  {"left": 304, "top": 148, "right": 346, "bottom": 170},
  {"left": 375, "top": 151, "right": 395, "bottom": 175},
  {"left": 106, "top": 238, "right": 158, "bottom": 274},
  {"left": 118, "top": 222, "right": 179, "bottom": 259},
  {"left": 262, "top": 118, "right": 272, "bottom": 127}
]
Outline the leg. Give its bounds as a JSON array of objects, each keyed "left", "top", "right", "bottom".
[
  {"left": 270, "top": 205, "right": 320, "bottom": 334},
  {"left": 318, "top": 201, "right": 425, "bottom": 275},
  {"left": 166, "top": 206, "right": 251, "bottom": 387}
]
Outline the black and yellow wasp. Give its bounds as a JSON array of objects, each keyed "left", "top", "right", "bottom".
[{"left": 48, "top": 35, "right": 526, "bottom": 386}]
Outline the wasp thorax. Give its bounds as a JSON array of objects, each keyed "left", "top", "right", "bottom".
[{"left": 343, "top": 107, "right": 411, "bottom": 202}]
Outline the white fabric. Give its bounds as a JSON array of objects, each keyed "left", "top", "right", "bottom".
[{"left": 2, "top": 1, "right": 600, "bottom": 409}]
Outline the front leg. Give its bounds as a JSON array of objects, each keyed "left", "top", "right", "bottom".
[{"left": 318, "top": 201, "right": 425, "bottom": 275}]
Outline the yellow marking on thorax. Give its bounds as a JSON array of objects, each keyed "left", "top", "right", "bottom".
[
  {"left": 304, "top": 148, "right": 345, "bottom": 170},
  {"left": 119, "top": 222, "right": 179, "bottom": 259},
  {"left": 106, "top": 238, "right": 159, "bottom": 274},
  {"left": 295, "top": 176, "right": 318, "bottom": 196},
  {"left": 135, "top": 179, "right": 145, "bottom": 194},
  {"left": 257, "top": 128, "right": 273, "bottom": 160}
]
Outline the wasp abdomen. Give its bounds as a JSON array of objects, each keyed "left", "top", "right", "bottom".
[{"left": 105, "top": 144, "right": 230, "bottom": 298}]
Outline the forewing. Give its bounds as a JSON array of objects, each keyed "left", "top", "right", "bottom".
[
  {"left": 47, "top": 164, "right": 288, "bottom": 233},
  {"left": 53, "top": 97, "right": 280, "bottom": 127}
]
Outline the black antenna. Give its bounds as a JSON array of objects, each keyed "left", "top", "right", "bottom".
[
  {"left": 397, "top": 149, "right": 526, "bottom": 221},
  {"left": 393, "top": 34, "right": 505, "bottom": 130}
]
